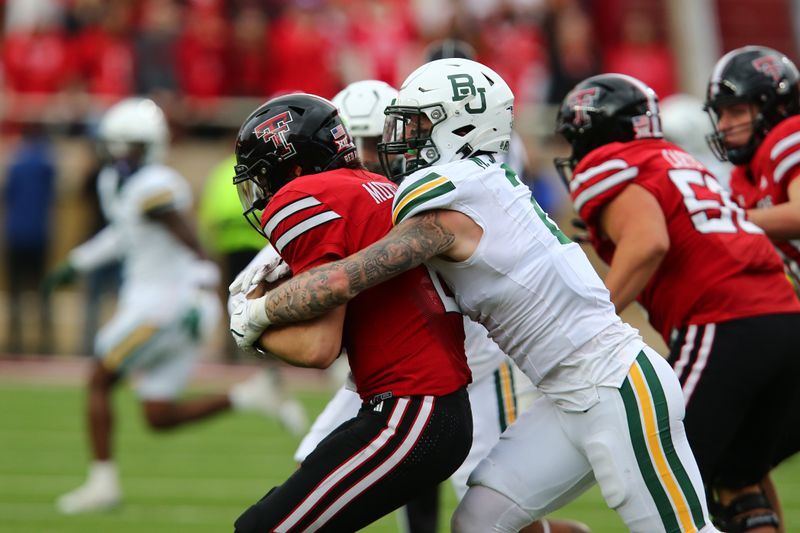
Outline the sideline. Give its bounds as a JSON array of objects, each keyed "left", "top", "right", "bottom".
[{"left": 0, "top": 355, "right": 331, "bottom": 389}]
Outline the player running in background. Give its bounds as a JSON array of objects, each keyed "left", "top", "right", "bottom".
[
  {"left": 231, "top": 58, "right": 720, "bottom": 533},
  {"left": 230, "top": 78, "right": 586, "bottom": 533},
  {"left": 229, "top": 93, "right": 473, "bottom": 532},
  {"left": 557, "top": 73, "right": 800, "bottom": 533},
  {"left": 44, "top": 98, "right": 286, "bottom": 514}
]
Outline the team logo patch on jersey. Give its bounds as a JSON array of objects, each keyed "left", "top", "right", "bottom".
[
  {"left": 752, "top": 55, "right": 783, "bottom": 82},
  {"left": 254, "top": 111, "right": 296, "bottom": 159},
  {"left": 567, "top": 87, "right": 599, "bottom": 127}
]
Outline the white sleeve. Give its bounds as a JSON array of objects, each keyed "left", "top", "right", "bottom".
[
  {"left": 391, "top": 169, "right": 458, "bottom": 225},
  {"left": 68, "top": 226, "right": 124, "bottom": 272}
]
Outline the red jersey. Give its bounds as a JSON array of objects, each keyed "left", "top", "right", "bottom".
[
  {"left": 571, "top": 139, "right": 799, "bottom": 342},
  {"left": 261, "top": 168, "right": 470, "bottom": 400},
  {"left": 729, "top": 115, "right": 800, "bottom": 285}
]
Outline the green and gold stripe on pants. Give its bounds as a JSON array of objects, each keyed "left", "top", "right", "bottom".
[
  {"left": 103, "top": 324, "right": 160, "bottom": 373},
  {"left": 494, "top": 362, "right": 517, "bottom": 431},
  {"left": 620, "top": 351, "right": 706, "bottom": 533}
]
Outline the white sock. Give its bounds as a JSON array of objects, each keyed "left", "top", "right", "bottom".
[{"left": 89, "top": 461, "right": 119, "bottom": 487}]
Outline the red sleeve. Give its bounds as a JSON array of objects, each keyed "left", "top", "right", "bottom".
[
  {"left": 260, "top": 188, "right": 347, "bottom": 275},
  {"left": 765, "top": 117, "right": 800, "bottom": 200},
  {"left": 570, "top": 143, "right": 638, "bottom": 224}
]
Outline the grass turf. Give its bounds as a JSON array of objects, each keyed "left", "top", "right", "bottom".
[{"left": 1, "top": 381, "right": 799, "bottom": 532}]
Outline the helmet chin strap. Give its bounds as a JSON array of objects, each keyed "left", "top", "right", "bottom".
[{"left": 456, "top": 143, "right": 474, "bottom": 159}]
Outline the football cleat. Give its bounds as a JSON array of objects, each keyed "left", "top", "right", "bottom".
[{"left": 56, "top": 463, "right": 121, "bottom": 514}]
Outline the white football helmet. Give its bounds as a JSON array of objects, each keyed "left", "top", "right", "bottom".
[
  {"left": 659, "top": 94, "right": 713, "bottom": 157},
  {"left": 97, "top": 97, "right": 169, "bottom": 165},
  {"left": 379, "top": 58, "right": 513, "bottom": 181},
  {"left": 332, "top": 80, "right": 397, "bottom": 138}
]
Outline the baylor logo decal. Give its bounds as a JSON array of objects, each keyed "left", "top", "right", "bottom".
[{"left": 447, "top": 74, "right": 486, "bottom": 114}]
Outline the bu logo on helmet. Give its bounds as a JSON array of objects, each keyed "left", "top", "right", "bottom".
[
  {"left": 447, "top": 74, "right": 487, "bottom": 114},
  {"left": 752, "top": 55, "right": 783, "bottom": 82},
  {"left": 568, "top": 87, "right": 598, "bottom": 127},
  {"left": 254, "top": 111, "right": 296, "bottom": 159}
]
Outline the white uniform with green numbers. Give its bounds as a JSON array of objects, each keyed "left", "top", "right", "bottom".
[
  {"left": 70, "top": 165, "right": 221, "bottom": 399},
  {"left": 393, "top": 155, "right": 717, "bottom": 533}
]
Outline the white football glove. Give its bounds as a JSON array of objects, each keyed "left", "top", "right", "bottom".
[
  {"left": 229, "top": 243, "right": 291, "bottom": 297},
  {"left": 229, "top": 294, "right": 272, "bottom": 353}
]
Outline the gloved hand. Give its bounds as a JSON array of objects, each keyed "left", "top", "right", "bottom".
[
  {"left": 42, "top": 262, "right": 78, "bottom": 294},
  {"left": 229, "top": 294, "right": 272, "bottom": 354},
  {"left": 229, "top": 244, "right": 290, "bottom": 297}
]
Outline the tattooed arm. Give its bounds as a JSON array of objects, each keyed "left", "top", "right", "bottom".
[{"left": 262, "top": 209, "right": 465, "bottom": 325}]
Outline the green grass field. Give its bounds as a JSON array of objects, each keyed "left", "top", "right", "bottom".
[{"left": 2, "top": 382, "right": 800, "bottom": 533}]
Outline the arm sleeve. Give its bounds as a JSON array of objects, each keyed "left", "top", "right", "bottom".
[
  {"left": 391, "top": 170, "right": 457, "bottom": 225},
  {"left": 68, "top": 225, "right": 124, "bottom": 271},
  {"left": 263, "top": 192, "right": 347, "bottom": 274},
  {"left": 570, "top": 157, "right": 638, "bottom": 223}
]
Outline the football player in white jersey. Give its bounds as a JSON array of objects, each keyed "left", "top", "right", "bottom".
[
  {"left": 231, "top": 60, "right": 721, "bottom": 532},
  {"left": 46, "top": 98, "right": 294, "bottom": 515}
]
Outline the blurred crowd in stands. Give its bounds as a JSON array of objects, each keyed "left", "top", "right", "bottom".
[
  {"left": 0, "top": 0, "right": 679, "bottom": 355},
  {"left": 0, "top": 0, "right": 677, "bottom": 131}
]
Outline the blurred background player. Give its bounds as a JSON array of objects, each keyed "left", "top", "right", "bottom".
[
  {"left": 557, "top": 73, "right": 800, "bottom": 532},
  {"left": 705, "top": 45, "right": 800, "bottom": 531},
  {"left": 705, "top": 46, "right": 800, "bottom": 288},
  {"left": 3, "top": 124, "right": 56, "bottom": 355},
  {"left": 43, "top": 98, "right": 289, "bottom": 514}
]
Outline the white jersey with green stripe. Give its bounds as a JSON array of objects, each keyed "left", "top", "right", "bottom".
[
  {"left": 70, "top": 164, "right": 207, "bottom": 307},
  {"left": 392, "top": 155, "right": 639, "bottom": 385}
]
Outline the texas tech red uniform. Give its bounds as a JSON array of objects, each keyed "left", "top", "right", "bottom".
[
  {"left": 261, "top": 167, "right": 470, "bottom": 400},
  {"left": 571, "top": 138, "right": 799, "bottom": 343},
  {"left": 570, "top": 138, "right": 800, "bottom": 494},
  {"left": 234, "top": 167, "right": 472, "bottom": 533},
  {"left": 729, "top": 115, "right": 800, "bottom": 285}
]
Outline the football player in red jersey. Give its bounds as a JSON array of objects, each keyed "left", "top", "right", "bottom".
[
  {"left": 705, "top": 46, "right": 800, "bottom": 287},
  {"left": 228, "top": 93, "right": 473, "bottom": 532},
  {"left": 556, "top": 73, "right": 800, "bottom": 533}
]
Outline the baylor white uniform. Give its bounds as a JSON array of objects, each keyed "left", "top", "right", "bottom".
[
  {"left": 294, "top": 317, "right": 522, "bottom": 501},
  {"left": 394, "top": 156, "right": 715, "bottom": 533},
  {"left": 70, "top": 165, "right": 220, "bottom": 399}
]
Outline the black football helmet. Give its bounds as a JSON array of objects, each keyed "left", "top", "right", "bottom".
[
  {"left": 705, "top": 45, "right": 800, "bottom": 164},
  {"left": 233, "top": 93, "right": 357, "bottom": 235},
  {"left": 554, "top": 73, "right": 662, "bottom": 186}
]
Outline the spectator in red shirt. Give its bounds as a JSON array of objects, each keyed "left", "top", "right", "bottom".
[
  {"left": 175, "top": 1, "right": 229, "bottom": 101},
  {"left": 135, "top": 0, "right": 181, "bottom": 98},
  {"left": 72, "top": 3, "right": 136, "bottom": 102},
  {"left": 602, "top": 9, "right": 677, "bottom": 100},
  {"left": 228, "top": 5, "right": 271, "bottom": 97},
  {"left": 266, "top": 4, "right": 340, "bottom": 98},
  {"left": 3, "top": 26, "right": 71, "bottom": 95}
]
